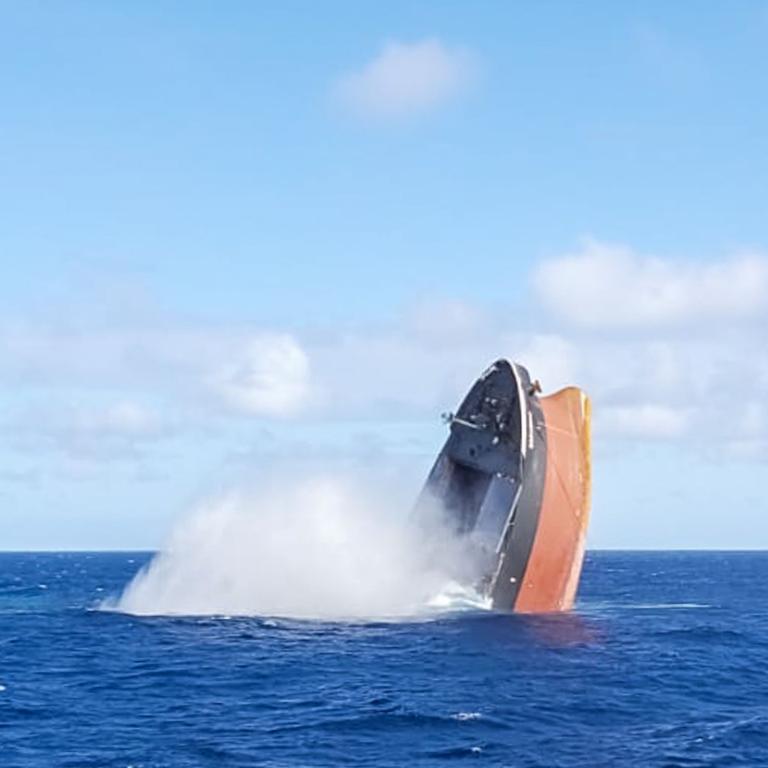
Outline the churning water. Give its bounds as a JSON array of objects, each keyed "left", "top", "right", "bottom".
[{"left": 112, "top": 476, "right": 484, "bottom": 620}]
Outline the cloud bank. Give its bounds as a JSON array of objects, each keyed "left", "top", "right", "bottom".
[{"left": 3, "top": 240, "right": 767, "bottom": 466}]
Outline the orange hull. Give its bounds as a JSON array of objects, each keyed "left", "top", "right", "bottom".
[{"left": 515, "top": 388, "right": 592, "bottom": 613}]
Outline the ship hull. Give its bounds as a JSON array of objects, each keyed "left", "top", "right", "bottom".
[{"left": 416, "top": 360, "right": 591, "bottom": 613}]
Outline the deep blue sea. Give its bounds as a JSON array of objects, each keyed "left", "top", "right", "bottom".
[{"left": 1, "top": 551, "right": 768, "bottom": 767}]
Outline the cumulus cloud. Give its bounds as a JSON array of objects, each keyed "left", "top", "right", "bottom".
[
  {"left": 209, "top": 333, "right": 310, "bottom": 417},
  {"left": 335, "top": 38, "right": 475, "bottom": 119},
  {"left": 534, "top": 239, "right": 768, "bottom": 328}
]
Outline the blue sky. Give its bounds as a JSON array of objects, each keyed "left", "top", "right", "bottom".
[{"left": 2, "top": 1, "right": 767, "bottom": 549}]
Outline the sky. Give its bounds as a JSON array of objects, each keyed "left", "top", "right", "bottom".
[{"left": 1, "top": 1, "right": 768, "bottom": 550}]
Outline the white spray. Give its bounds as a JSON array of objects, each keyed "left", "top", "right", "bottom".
[{"left": 113, "top": 475, "right": 488, "bottom": 620}]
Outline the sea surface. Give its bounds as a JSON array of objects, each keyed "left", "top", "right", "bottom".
[{"left": 1, "top": 551, "right": 767, "bottom": 767}]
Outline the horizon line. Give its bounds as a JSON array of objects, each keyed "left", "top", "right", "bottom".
[{"left": 2, "top": 547, "right": 768, "bottom": 554}]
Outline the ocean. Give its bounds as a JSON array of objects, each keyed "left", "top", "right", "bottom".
[{"left": 1, "top": 551, "right": 767, "bottom": 767}]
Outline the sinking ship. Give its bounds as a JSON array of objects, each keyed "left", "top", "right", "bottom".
[{"left": 415, "top": 359, "right": 591, "bottom": 613}]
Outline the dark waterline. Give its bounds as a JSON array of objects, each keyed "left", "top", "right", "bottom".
[{"left": 1, "top": 551, "right": 767, "bottom": 767}]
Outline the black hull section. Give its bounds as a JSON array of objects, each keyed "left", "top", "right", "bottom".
[
  {"left": 487, "top": 392, "right": 547, "bottom": 608},
  {"left": 414, "top": 360, "right": 547, "bottom": 611}
]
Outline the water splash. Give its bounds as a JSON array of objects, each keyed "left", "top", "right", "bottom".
[{"left": 112, "top": 476, "right": 486, "bottom": 620}]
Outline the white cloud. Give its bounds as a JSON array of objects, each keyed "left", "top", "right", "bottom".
[
  {"left": 515, "top": 334, "right": 580, "bottom": 393},
  {"left": 1, "top": 324, "right": 313, "bottom": 420},
  {"left": 8, "top": 400, "right": 170, "bottom": 462},
  {"left": 534, "top": 239, "right": 768, "bottom": 328},
  {"left": 84, "top": 401, "right": 161, "bottom": 437},
  {"left": 599, "top": 404, "right": 691, "bottom": 439},
  {"left": 2, "top": 249, "right": 767, "bottom": 454},
  {"left": 307, "top": 306, "right": 768, "bottom": 449},
  {"left": 335, "top": 38, "right": 475, "bottom": 119},
  {"left": 210, "top": 333, "right": 310, "bottom": 417}
]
